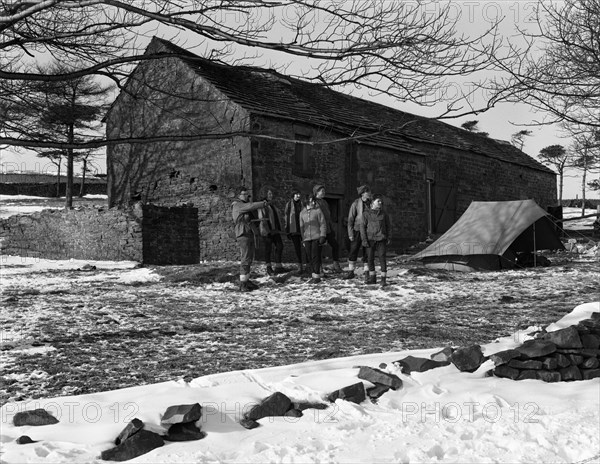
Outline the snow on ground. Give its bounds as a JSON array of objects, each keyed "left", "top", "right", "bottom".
[
  {"left": 0, "top": 194, "right": 108, "bottom": 219},
  {"left": 0, "top": 302, "right": 599, "bottom": 464}
]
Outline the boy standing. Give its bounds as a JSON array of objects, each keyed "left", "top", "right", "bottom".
[
  {"left": 360, "top": 194, "right": 392, "bottom": 287},
  {"left": 312, "top": 184, "right": 343, "bottom": 274},
  {"left": 344, "top": 185, "right": 371, "bottom": 282},
  {"left": 231, "top": 187, "right": 268, "bottom": 292}
]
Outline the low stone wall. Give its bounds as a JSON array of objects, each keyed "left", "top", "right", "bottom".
[
  {"left": 0, "top": 206, "right": 143, "bottom": 262},
  {"left": 0, "top": 183, "right": 107, "bottom": 197}
]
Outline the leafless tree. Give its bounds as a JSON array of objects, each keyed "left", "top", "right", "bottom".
[
  {"left": 487, "top": 0, "right": 600, "bottom": 130},
  {"left": 538, "top": 144, "right": 571, "bottom": 205},
  {"left": 0, "top": 0, "right": 505, "bottom": 151}
]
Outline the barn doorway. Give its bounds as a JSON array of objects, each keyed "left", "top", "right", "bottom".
[
  {"left": 142, "top": 204, "right": 200, "bottom": 265},
  {"left": 432, "top": 181, "right": 457, "bottom": 233}
]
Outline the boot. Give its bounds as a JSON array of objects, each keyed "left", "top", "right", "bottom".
[
  {"left": 367, "top": 274, "right": 377, "bottom": 285},
  {"left": 380, "top": 276, "right": 387, "bottom": 288},
  {"left": 331, "top": 261, "right": 343, "bottom": 273},
  {"left": 296, "top": 264, "right": 304, "bottom": 276},
  {"left": 246, "top": 280, "right": 260, "bottom": 290},
  {"left": 239, "top": 281, "right": 252, "bottom": 292},
  {"left": 266, "top": 266, "right": 275, "bottom": 276},
  {"left": 363, "top": 272, "right": 370, "bottom": 284},
  {"left": 343, "top": 270, "right": 355, "bottom": 279}
]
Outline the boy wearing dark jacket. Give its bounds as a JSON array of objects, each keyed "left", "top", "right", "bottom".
[
  {"left": 284, "top": 190, "right": 307, "bottom": 274},
  {"left": 360, "top": 194, "right": 392, "bottom": 287},
  {"left": 232, "top": 187, "right": 268, "bottom": 292}
]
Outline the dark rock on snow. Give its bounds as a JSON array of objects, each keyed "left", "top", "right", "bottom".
[
  {"left": 559, "top": 366, "right": 583, "bottom": 381},
  {"left": 489, "top": 349, "right": 520, "bottom": 366},
  {"left": 450, "top": 345, "right": 485, "bottom": 372},
  {"left": 244, "top": 392, "right": 292, "bottom": 421},
  {"left": 430, "top": 346, "right": 454, "bottom": 362},
  {"left": 493, "top": 365, "right": 520, "bottom": 380},
  {"left": 516, "top": 340, "right": 557, "bottom": 358},
  {"left": 366, "top": 384, "right": 390, "bottom": 401},
  {"left": 395, "top": 355, "right": 450, "bottom": 374},
  {"left": 160, "top": 403, "right": 202, "bottom": 425},
  {"left": 115, "top": 418, "right": 144, "bottom": 445},
  {"left": 239, "top": 418, "right": 260, "bottom": 430},
  {"left": 100, "top": 430, "right": 164, "bottom": 462},
  {"left": 358, "top": 366, "right": 402, "bottom": 390},
  {"left": 16, "top": 435, "right": 37, "bottom": 444},
  {"left": 327, "top": 382, "right": 366, "bottom": 404},
  {"left": 543, "top": 326, "right": 583, "bottom": 349},
  {"left": 13, "top": 409, "right": 59, "bottom": 427},
  {"left": 165, "top": 422, "right": 206, "bottom": 441}
]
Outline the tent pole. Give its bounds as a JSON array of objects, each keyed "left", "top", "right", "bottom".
[{"left": 533, "top": 221, "right": 537, "bottom": 267}]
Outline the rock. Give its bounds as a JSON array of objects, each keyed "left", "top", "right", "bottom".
[
  {"left": 13, "top": 409, "right": 59, "bottom": 427},
  {"left": 540, "top": 357, "right": 558, "bottom": 370},
  {"left": 508, "top": 359, "right": 543, "bottom": 370},
  {"left": 517, "top": 370, "right": 538, "bottom": 380},
  {"left": 16, "top": 435, "right": 37, "bottom": 444},
  {"left": 379, "top": 363, "right": 387, "bottom": 369},
  {"left": 115, "top": 418, "right": 144, "bottom": 445},
  {"left": 536, "top": 370, "right": 561, "bottom": 383},
  {"left": 493, "top": 365, "right": 520, "bottom": 380},
  {"left": 566, "top": 354, "right": 584, "bottom": 366},
  {"left": 560, "top": 366, "right": 582, "bottom": 381},
  {"left": 244, "top": 392, "right": 292, "bottom": 421},
  {"left": 450, "top": 345, "right": 484, "bottom": 372},
  {"left": 582, "top": 357, "right": 600, "bottom": 369},
  {"left": 100, "top": 429, "right": 164, "bottom": 461},
  {"left": 327, "top": 382, "right": 366, "bottom": 404},
  {"left": 553, "top": 353, "right": 571, "bottom": 368},
  {"left": 239, "top": 418, "right": 260, "bottom": 429},
  {"left": 582, "top": 369, "right": 600, "bottom": 380},
  {"left": 284, "top": 409, "right": 303, "bottom": 418},
  {"left": 430, "top": 346, "right": 454, "bottom": 362},
  {"left": 489, "top": 349, "right": 520, "bottom": 366},
  {"left": 516, "top": 340, "right": 556, "bottom": 358},
  {"left": 293, "top": 402, "right": 329, "bottom": 411},
  {"left": 582, "top": 349, "right": 600, "bottom": 358},
  {"left": 358, "top": 366, "right": 402, "bottom": 390},
  {"left": 366, "top": 384, "right": 390, "bottom": 401},
  {"left": 543, "top": 326, "right": 583, "bottom": 348},
  {"left": 165, "top": 422, "right": 206, "bottom": 441},
  {"left": 395, "top": 355, "right": 450, "bottom": 374},
  {"left": 160, "top": 403, "right": 202, "bottom": 425}
]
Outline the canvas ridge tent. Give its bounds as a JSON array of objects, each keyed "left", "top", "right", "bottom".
[{"left": 411, "top": 199, "right": 565, "bottom": 271}]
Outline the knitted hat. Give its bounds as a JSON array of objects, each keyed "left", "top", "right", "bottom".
[
  {"left": 357, "top": 185, "right": 370, "bottom": 195},
  {"left": 313, "top": 184, "right": 325, "bottom": 196}
]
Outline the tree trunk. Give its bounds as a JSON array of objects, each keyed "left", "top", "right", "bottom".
[
  {"left": 79, "top": 158, "right": 87, "bottom": 197},
  {"left": 66, "top": 125, "right": 74, "bottom": 209},
  {"left": 56, "top": 159, "right": 61, "bottom": 197},
  {"left": 558, "top": 170, "right": 564, "bottom": 206},
  {"left": 581, "top": 150, "right": 588, "bottom": 217}
]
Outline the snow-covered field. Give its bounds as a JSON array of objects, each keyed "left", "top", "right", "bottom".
[
  {"left": 1, "top": 194, "right": 599, "bottom": 463},
  {"left": 0, "top": 298, "right": 599, "bottom": 463},
  {"left": 0, "top": 194, "right": 108, "bottom": 219}
]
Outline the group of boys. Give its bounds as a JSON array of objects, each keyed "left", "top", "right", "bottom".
[{"left": 231, "top": 183, "right": 392, "bottom": 292}]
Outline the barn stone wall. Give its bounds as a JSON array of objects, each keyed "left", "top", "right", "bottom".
[
  {"left": 0, "top": 206, "right": 143, "bottom": 262},
  {"left": 420, "top": 142, "right": 557, "bottom": 215}
]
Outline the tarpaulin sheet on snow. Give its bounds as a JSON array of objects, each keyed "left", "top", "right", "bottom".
[{"left": 411, "top": 199, "right": 564, "bottom": 271}]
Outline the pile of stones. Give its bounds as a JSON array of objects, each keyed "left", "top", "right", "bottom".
[{"left": 10, "top": 312, "right": 599, "bottom": 461}]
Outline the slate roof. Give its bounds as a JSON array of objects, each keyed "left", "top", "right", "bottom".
[{"left": 152, "top": 38, "right": 554, "bottom": 174}]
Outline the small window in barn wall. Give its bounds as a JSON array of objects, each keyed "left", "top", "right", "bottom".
[{"left": 293, "top": 134, "right": 314, "bottom": 178}]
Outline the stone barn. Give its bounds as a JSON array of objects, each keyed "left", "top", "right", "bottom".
[{"left": 105, "top": 37, "right": 556, "bottom": 264}]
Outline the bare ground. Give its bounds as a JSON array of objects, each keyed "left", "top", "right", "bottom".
[{"left": 1, "top": 251, "right": 598, "bottom": 406}]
